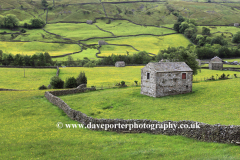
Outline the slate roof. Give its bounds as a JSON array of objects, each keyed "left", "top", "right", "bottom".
[
  {"left": 144, "top": 62, "right": 193, "bottom": 72},
  {"left": 210, "top": 56, "right": 222, "bottom": 62}
]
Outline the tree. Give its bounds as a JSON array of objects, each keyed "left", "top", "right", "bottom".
[
  {"left": 2, "top": 14, "right": 19, "bottom": 29},
  {"left": 76, "top": 71, "right": 87, "bottom": 86},
  {"left": 50, "top": 76, "right": 64, "bottom": 89},
  {"left": 173, "top": 22, "right": 181, "bottom": 33},
  {"left": 168, "top": 48, "right": 200, "bottom": 75},
  {"left": 202, "top": 27, "right": 210, "bottom": 35},
  {"left": 179, "top": 22, "right": 189, "bottom": 33},
  {"left": 44, "top": 52, "right": 52, "bottom": 65},
  {"left": 42, "top": 0, "right": 48, "bottom": 7},
  {"left": 177, "top": 15, "right": 185, "bottom": 23},
  {"left": 30, "top": 18, "right": 45, "bottom": 28},
  {"left": 211, "top": 36, "right": 228, "bottom": 46},
  {"left": 232, "top": 31, "right": 240, "bottom": 43},
  {"left": 65, "top": 77, "right": 77, "bottom": 88}
]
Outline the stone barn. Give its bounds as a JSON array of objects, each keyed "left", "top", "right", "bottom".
[
  {"left": 115, "top": 61, "right": 125, "bottom": 67},
  {"left": 86, "top": 20, "right": 93, "bottom": 24},
  {"left": 209, "top": 56, "right": 223, "bottom": 70},
  {"left": 141, "top": 62, "right": 193, "bottom": 98},
  {"left": 234, "top": 23, "right": 239, "bottom": 27},
  {"left": 98, "top": 40, "right": 108, "bottom": 46}
]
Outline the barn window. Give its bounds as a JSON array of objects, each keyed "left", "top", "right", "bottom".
[
  {"left": 182, "top": 73, "right": 186, "bottom": 79},
  {"left": 147, "top": 73, "right": 150, "bottom": 79}
]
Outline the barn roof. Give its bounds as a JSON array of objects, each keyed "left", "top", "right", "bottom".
[
  {"left": 210, "top": 56, "right": 222, "bottom": 62},
  {"left": 144, "top": 62, "right": 193, "bottom": 72}
]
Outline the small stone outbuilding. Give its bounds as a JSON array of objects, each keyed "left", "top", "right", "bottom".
[
  {"left": 86, "top": 20, "right": 93, "bottom": 24},
  {"left": 98, "top": 40, "right": 108, "bottom": 45},
  {"left": 234, "top": 23, "right": 239, "bottom": 27},
  {"left": 209, "top": 56, "right": 223, "bottom": 70},
  {"left": 141, "top": 62, "right": 193, "bottom": 98},
  {"left": 115, "top": 61, "right": 125, "bottom": 67}
]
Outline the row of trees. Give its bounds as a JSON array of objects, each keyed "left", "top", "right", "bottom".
[
  {"left": 0, "top": 14, "right": 45, "bottom": 29},
  {"left": 48, "top": 71, "right": 87, "bottom": 89},
  {"left": 0, "top": 51, "right": 53, "bottom": 66}
]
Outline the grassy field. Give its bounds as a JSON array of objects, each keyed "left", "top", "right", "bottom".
[
  {"left": 0, "top": 68, "right": 56, "bottom": 90},
  {"left": 98, "top": 45, "right": 138, "bottom": 57},
  {"left": 84, "top": 34, "right": 191, "bottom": 55},
  {"left": 44, "top": 23, "right": 113, "bottom": 41},
  {"left": 170, "top": 1, "right": 240, "bottom": 25},
  {"left": 1, "top": 90, "right": 239, "bottom": 159},
  {"left": 95, "top": 19, "right": 176, "bottom": 36},
  {"left": 0, "top": 41, "right": 81, "bottom": 56},
  {"left": 59, "top": 78, "right": 240, "bottom": 125},
  {"left": 201, "top": 63, "right": 240, "bottom": 68},
  {"left": 52, "top": 48, "right": 99, "bottom": 61},
  {"left": 1, "top": 66, "right": 240, "bottom": 159},
  {"left": 59, "top": 67, "right": 240, "bottom": 87},
  {"left": 197, "top": 26, "right": 240, "bottom": 35},
  {"left": 13, "top": 29, "right": 68, "bottom": 42}
]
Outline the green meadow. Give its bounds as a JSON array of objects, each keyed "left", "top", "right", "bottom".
[
  {"left": 60, "top": 78, "right": 240, "bottom": 125},
  {"left": 1, "top": 67, "right": 240, "bottom": 159},
  {"left": 58, "top": 67, "right": 240, "bottom": 87},
  {"left": 95, "top": 19, "right": 176, "bottom": 36},
  {"left": 98, "top": 45, "right": 138, "bottom": 57},
  {"left": 84, "top": 34, "right": 191, "bottom": 55},
  {"left": 52, "top": 48, "right": 99, "bottom": 61},
  {"left": 0, "top": 68, "right": 56, "bottom": 90},
  {"left": 0, "top": 41, "right": 81, "bottom": 56},
  {"left": 170, "top": 1, "right": 240, "bottom": 25},
  {"left": 44, "top": 23, "right": 113, "bottom": 41}
]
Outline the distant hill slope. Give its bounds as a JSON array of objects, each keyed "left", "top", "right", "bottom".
[{"left": 1, "top": 0, "right": 240, "bottom": 26}]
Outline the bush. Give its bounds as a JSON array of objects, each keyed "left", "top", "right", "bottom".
[
  {"left": 65, "top": 77, "right": 77, "bottom": 88},
  {"left": 38, "top": 85, "right": 47, "bottom": 90},
  {"left": 30, "top": 18, "right": 45, "bottom": 28},
  {"left": 83, "top": 61, "right": 96, "bottom": 67},
  {"left": 20, "top": 28, "right": 26, "bottom": 33},
  {"left": 76, "top": 71, "right": 87, "bottom": 86},
  {"left": 50, "top": 76, "right": 64, "bottom": 89},
  {"left": 232, "top": 32, "right": 240, "bottom": 43}
]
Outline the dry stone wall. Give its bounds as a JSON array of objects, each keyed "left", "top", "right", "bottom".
[{"left": 45, "top": 86, "right": 240, "bottom": 145}]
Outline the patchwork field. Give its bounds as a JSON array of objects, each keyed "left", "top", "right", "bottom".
[
  {"left": 52, "top": 48, "right": 99, "bottom": 61},
  {"left": 98, "top": 45, "right": 138, "bottom": 57},
  {"left": 0, "top": 42, "right": 81, "bottom": 56},
  {"left": 84, "top": 34, "right": 192, "bottom": 55},
  {"left": 44, "top": 23, "right": 113, "bottom": 41},
  {"left": 95, "top": 19, "right": 176, "bottom": 36}
]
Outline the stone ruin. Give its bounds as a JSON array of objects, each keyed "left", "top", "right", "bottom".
[
  {"left": 98, "top": 40, "right": 108, "bottom": 46},
  {"left": 115, "top": 61, "right": 125, "bottom": 67},
  {"left": 209, "top": 56, "right": 223, "bottom": 70},
  {"left": 141, "top": 62, "right": 193, "bottom": 98}
]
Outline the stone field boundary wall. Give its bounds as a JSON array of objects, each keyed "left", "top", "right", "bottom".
[{"left": 45, "top": 85, "right": 240, "bottom": 145}]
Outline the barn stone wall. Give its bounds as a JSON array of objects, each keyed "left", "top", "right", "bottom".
[
  {"left": 44, "top": 86, "right": 240, "bottom": 145},
  {"left": 115, "top": 61, "right": 125, "bottom": 67},
  {"left": 141, "top": 67, "right": 157, "bottom": 97},
  {"left": 156, "top": 72, "right": 192, "bottom": 97},
  {"left": 209, "top": 63, "right": 223, "bottom": 70}
]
